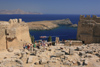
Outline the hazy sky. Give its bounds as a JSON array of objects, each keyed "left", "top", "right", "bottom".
[{"left": 0, "top": 0, "right": 100, "bottom": 14}]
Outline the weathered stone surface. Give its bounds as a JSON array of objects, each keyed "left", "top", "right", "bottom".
[
  {"left": 28, "top": 56, "right": 34, "bottom": 63},
  {"left": 77, "top": 15, "right": 100, "bottom": 44},
  {"left": 83, "top": 60, "right": 88, "bottom": 65},
  {"left": 55, "top": 52, "right": 65, "bottom": 57},
  {"left": 63, "top": 61, "right": 71, "bottom": 65},
  {"left": 39, "top": 59, "right": 47, "bottom": 64},
  {"left": 15, "top": 59, "right": 23, "bottom": 64},
  {"left": 85, "top": 54, "right": 92, "bottom": 58},
  {"left": 79, "top": 51, "right": 85, "bottom": 56},
  {"left": 14, "top": 52, "right": 21, "bottom": 56},
  {"left": 77, "top": 47, "right": 83, "bottom": 51},
  {"left": 8, "top": 47, "right": 13, "bottom": 52},
  {"left": 69, "top": 48, "right": 74, "bottom": 55},
  {"left": 77, "top": 60, "right": 82, "bottom": 65},
  {"left": 64, "top": 55, "right": 68, "bottom": 60},
  {"left": 86, "top": 50, "right": 93, "bottom": 54},
  {"left": 0, "top": 19, "right": 31, "bottom": 51}
]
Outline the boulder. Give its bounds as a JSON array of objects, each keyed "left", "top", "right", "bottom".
[
  {"left": 39, "top": 59, "right": 47, "bottom": 64},
  {"left": 55, "top": 52, "right": 65, "bottom": 57},
  {"left": 35, "top": 61, "right": 39, "bottom": 65},
  {"left": 86, "top": 50, "right": 93, "bottom": 54},
  {"left": 64, "top": 55, "right": 68, "bottom": 60},
  {"left": 79, "top": 51, "right": 85, "bottom": 56},
  {"left": 63, "top": 61, "right": 71, "bottom": 65},
  {"left": 14, "top": 52, "right": 21, "bottom": 56},
  {"left": 85, "top": 54, "right": 92, "bottom": 58},
  {"left": 77, "top": 47, "right": 83, "bottom": 51},
  {"left": 83, "top": 60, "right": 88, "bottom": 65},
  {"left": 15, "top": 59, "right": 23, "bottom": 64},
  {"left": 48, "top": 60, "right": 57, "bottom": 63},
  {"left": 77, "top": 61, "right": 82, "bottom": 65}
]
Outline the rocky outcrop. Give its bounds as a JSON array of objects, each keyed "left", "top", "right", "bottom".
[
  {"left": 52, "top": 18, "right": 72, "bottom": 25},
  {"left": 71, "top": 24, "right": 78, "bottom": 27},
  {"left": 27, "top": 18, "right": 73, "bottom": 30},
  {"left": 28, "top": 21, "right": 59, "bottom": 30},
  {"left": 0, "top": 9, "right": 42, "bottom": 14}
]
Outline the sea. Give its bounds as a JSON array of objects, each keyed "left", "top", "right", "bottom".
[{"left": 0, "top": 14, "right": 100, "bottom": 41}]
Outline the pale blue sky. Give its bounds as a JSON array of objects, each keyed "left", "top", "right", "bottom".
[{"left": 0, "top": 0, "right": 100, "bottom": 14}]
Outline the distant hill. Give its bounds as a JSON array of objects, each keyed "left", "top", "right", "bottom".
[{"left": 0, "top": 9, "right": 42, "bottom": 14}]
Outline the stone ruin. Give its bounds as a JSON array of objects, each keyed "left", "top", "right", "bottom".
[
  {"left": 55, "top": 37, "right": 60, "bottom": 45},
  {"left": 77, "top": 15, "right": 100, "bottom": 44},
  {"left": 0, "top": 43, "right": 99, "bottom": 67},
  {"left": 0, "top": 19, "right": 31, "bottom": 51}
]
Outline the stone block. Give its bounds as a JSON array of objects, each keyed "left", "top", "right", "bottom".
[
  {"left": 77, "top": 61, "right": 82, "bottom": 65},
  {"left": 64, "top": 55, "right": 68, "bottom": 60},
  {"left": 8, "top": 47, "right": 13, "bottom": 52},
  {"left": 69, "top": 48, "right": 74, "bottom": 55},
  {"left": 15, "top": 59, "right": 23, "bottom": 64},
  {"left": 14, "top": 52, "right": 21, "bottom": 56},
  {"left": 79, "top": 51, "right": 85, "bottom": 56},
  {"left": 39, "top": 59, "right": 47, "bottom": 64},
  {"left": 72, "top": 61, "right": 76, "bottom": 64},
  {"left": 55, "top": 52, "right": 65, "bottom": 57},
  {"left": 83, "top": 60, "right": 88, "bottom": 65},
  {"left": 85, "top": 54, "right": 92, "bottom": 58},
  {"left": 77, "top": 47, "right": 83, "bottom": 51},
  {"left": 63, "top": 61, "right": 70, "bottom": 65},
  {"left": 35, "top": 61, "right": 39, "bottom": 65},
  {"left": 28, "top": 56, "right": 34, "bottom": 63},
  {"left": 86, "top": 50, "right": 93, "bottom": 54}
]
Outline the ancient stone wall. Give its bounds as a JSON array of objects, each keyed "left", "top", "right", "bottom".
[
  {"left": 80, "top": 15, "right": 100, "bottom": 23},
  {"left": 0, "top": 19, "right": 31, "bottom": 51},
  {"left": 77, "top": 15, "right": 100, "bottom": 44}
]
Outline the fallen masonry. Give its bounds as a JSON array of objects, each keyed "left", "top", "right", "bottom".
[{"left": 0, "top": 43, "right": 100, "bottom": 67}]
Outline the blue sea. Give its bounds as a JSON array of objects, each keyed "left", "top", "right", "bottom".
[{"left": 0, "top": 14, "right": 100, "bottom": 41}]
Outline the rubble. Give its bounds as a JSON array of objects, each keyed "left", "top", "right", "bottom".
[{"left": 0, "top": 43, "right": 100, "bottom": 67}]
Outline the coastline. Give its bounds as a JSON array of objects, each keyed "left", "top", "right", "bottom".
[{"left": 27, "top": 18, "right": 77, "bottom": 30}]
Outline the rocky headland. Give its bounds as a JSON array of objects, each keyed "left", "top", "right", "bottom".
[
  {"left": 27, "top": 18, "right": 77, "bottom": 30},
  {"left": 0, "top": 9, "right": 42, "bottom": 14}
]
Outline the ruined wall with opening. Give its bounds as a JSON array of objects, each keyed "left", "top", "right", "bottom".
[
  {"left": 77, "top": 15, "right": 100, "bottom": 44},
  {"left": 0, "top": 19, "right": 31, "bottom": 51}
]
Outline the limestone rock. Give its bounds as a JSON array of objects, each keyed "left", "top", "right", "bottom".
[
  {"left": 63, "top": 61, "right": 71, "bottom": 65},
  {"left": 55, "top": 52, "right": 65, "bottom": 57},
  {"left": 28, "top": 56, "right": 34, "bottom": 63},
  {"left": 15, "top": 59, "right": 23, "bottom": 64},
  {"left": 83, "top": 60, "right": 88, "bottom": 65},
  {"left": 86, "top": 50, "right": 93, "bottom": 54},
  {"left": 8, "top": 47, "right": 14, "bottom": 52},
  {"left": 14, "top": 52, "right": 21, "bottom": 56},
  {"left": 39, "top": 59, "right": 47, "bottom": 64},
  {"left": 69, "top": 48, "right": 74, "bottom": 55},
  {"left": 79, "top": 51, "right": 85, "bottom": 56},
  {"left": 77, "top": 47, "right": 83, "bottom": 51}
]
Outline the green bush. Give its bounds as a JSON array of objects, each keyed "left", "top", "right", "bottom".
[
  {"left": 30, "top": 35, "right": 35, "bottom": 44},
  {"left": 48, "top": 36, "right": 52, "bottom": 42}
]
